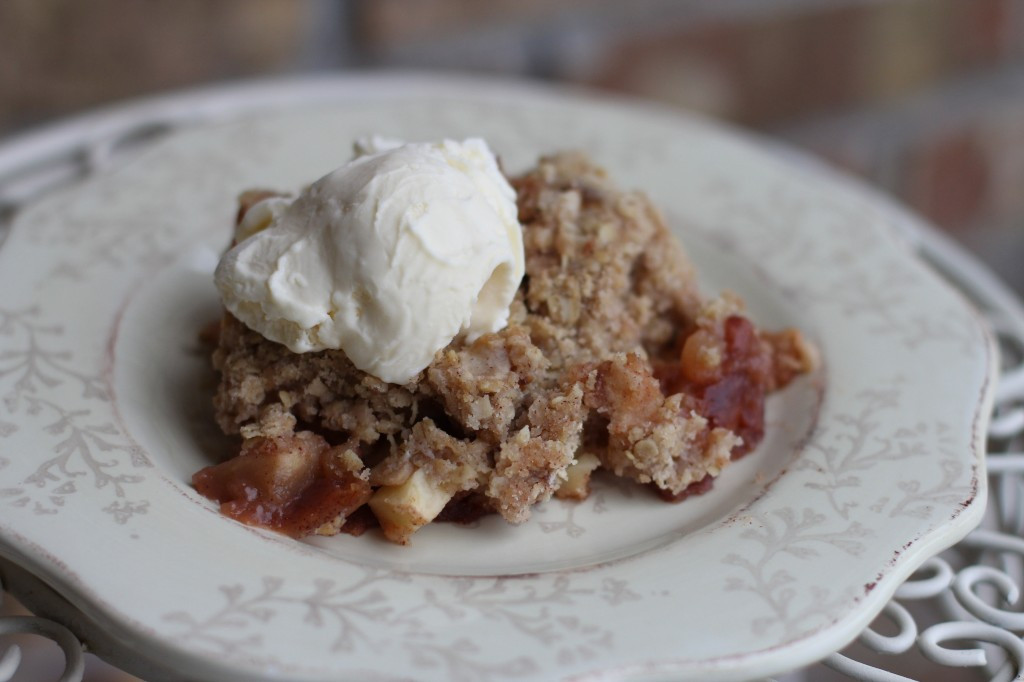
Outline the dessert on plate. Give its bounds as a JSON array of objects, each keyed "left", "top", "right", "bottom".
[{"left": 193, "top": 138, "right": 816, "bottom": 544}]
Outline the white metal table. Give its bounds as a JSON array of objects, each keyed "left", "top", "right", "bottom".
[{"left": 0, "top": 77, "right": 1022, "bottom": 682}]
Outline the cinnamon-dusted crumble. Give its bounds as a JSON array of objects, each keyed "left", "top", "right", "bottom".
[{"left": 194, "top": 152, "right": 816, "bottom": 544}]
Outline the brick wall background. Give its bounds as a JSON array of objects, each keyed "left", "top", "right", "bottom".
[{"left": 2, "top": 0, "right": 1023, "bottom": 296}]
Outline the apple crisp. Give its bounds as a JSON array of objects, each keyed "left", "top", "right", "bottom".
[{"left": 194, "top": 152, "right": 816, "bottom": 544}]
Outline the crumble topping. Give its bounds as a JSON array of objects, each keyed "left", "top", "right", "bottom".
[{"left": 195, "top": 151, "right": 816, "bottom": 544}]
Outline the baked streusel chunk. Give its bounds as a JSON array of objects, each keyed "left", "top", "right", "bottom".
[{"left": 194, "top": 152, "right": 816, "bottom": 543}]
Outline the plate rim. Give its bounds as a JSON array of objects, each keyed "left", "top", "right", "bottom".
[{"left": 0, "top": 72, "right": 997, "bottom": 682}]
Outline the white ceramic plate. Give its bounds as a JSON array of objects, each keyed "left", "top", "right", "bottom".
[{"left": 0, "top": 76, "right": 995, "bottom": 681}]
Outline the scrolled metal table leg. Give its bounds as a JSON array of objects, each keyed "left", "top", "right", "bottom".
[{"left": 0, "top": 569, "right": 85, "bottom": 682}]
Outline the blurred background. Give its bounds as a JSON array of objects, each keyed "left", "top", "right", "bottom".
[
  {"left": 0, "top": 0, "right": 1022, "bottom": 680},
  {"left": 2, "top": 0, "right": 1023, "bottom": 295}
]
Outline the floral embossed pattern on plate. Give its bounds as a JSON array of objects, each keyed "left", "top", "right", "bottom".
[{"left": 0, "top": 77, "right": 995, "bottom": 682}]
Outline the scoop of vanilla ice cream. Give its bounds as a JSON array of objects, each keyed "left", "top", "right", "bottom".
[{"left": 214, "top": 138, "right": 525, "bottom": 384}]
